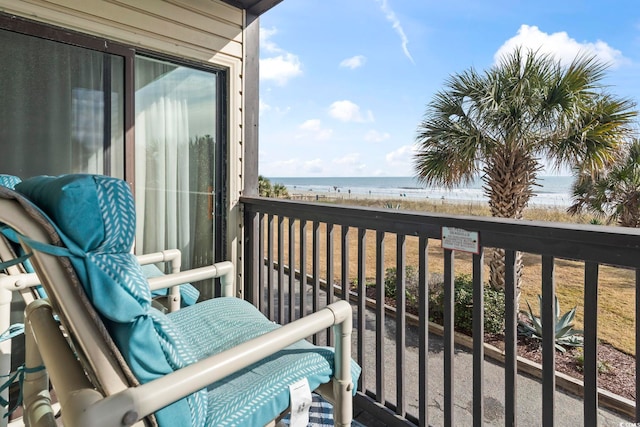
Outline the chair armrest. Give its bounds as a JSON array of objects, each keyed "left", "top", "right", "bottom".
[
  {"left": 68, "top": 300, "right": 353, "bottom": 427},
  {"left": 0, "top": 272, "right": 40, "bottom": 291},
  {"left": 1, "top": 250, "right": 183, "bottom": 291},
  {"left": 147, "top": 262, "right": 235, "bottom": 297},
  {"left": 135, "top": 249, "right": 182, "bottom": 273}
]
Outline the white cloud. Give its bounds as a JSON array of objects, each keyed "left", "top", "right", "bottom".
[
  {"left": 259, "top": 99, "right": 271, "bottom": 114},
  {"left": 495, "top": 24, "right": 627, "bottom": 68},
  {"left": 298, "top": 119, "right": 333, "bottom": 140},
  {"left": 261, "top": 158, "right": 326, "bottom": 176},
  {"left": 260, "top": 27, "right": 280, "bottom": 53},
  {"left": 328, "top": 100, "right": 374, "bottom": 123},
  {"left": 340, "top": 55, "right": 366, "bottom": 69},
  {"left": 374, "top": 0, "right": 414, "bottom": 63},
  {"left": 333, "top": 153, "right": 367, "bottom": 174},
  {"left": 260, "top": 26, "right": 302, "bottom": 85},
  {"left": 385, "top": 145, "right": 416, "bottom": 168},
  {"left": 364, "top": 130, "right": 391, "bottom": 143},
  {"left": 299, "top": 119, "right": 322, "bottom": 132},
  {"left": 261, "top": 54, "right": 302, "bottom": 86}
]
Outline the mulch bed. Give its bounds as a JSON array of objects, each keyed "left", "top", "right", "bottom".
[
  {"left": 485, "top": 334, "right": 636, "bottom": 401},
  {"left": 363, "top": 285, "right": 636, "bottom": 402}
]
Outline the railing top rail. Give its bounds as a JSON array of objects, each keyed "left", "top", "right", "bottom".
[{"left": 240, "top": 196, "right": 640, "bottom": 268}]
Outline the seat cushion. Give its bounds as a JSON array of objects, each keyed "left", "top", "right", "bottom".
[{"left": 169, "top": 297, "right": 362, "bottom": 427}]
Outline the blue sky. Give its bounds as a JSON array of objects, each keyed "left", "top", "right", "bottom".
[{"left": 258, "top": 0, "right": 640, "bottom": 177}]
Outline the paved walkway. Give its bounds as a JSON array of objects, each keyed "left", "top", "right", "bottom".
[
  {"left": 356, "top": 305, "right": 630, "bottom": 426},
  {"left": 268, "top": 269, "right": 633, "bottom": 426}
]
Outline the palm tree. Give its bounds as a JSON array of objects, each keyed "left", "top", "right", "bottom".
[
  {"left": 569, "top": 138, "right": 640, "bottom": 227},
  {"left": 272, "top": 183, "right": 289, "bottom": 198},
  {"left": 414, "top": 48, "right": 637, "bottom": 291},
  {"left": 258, "top": 175, "right": 273, "bottom": 197},
  {"left": 258, "top": 176, "right": 289, "bottom": 198}
]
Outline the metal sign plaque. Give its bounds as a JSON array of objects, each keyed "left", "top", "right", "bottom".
[{"left": 441, "top": 227, "right": 480, "bottom": 254}]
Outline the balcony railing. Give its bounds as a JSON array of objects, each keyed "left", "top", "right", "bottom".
[{"left": 241, "top": 195, "right": 640, "bottom": 427}]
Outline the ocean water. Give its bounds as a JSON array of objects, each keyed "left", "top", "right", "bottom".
[{"left": 269, "top": 176, "right": 574, "bottom": 207}]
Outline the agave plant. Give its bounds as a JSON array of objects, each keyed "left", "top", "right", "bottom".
[{"left": 518, "top": 295, "right": 584, "bottom": 353}]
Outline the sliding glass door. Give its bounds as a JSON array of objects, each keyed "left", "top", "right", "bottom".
[
  {"left": 0, "top": 18, "right": 227, "bottom": 285},
  {"left": 134, "top": 56, "right": 219, "bottom": 274}
]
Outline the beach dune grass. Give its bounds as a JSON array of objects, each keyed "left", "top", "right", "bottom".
[{"left": 262, "top": 198, "right": 634, "bottom": 356}]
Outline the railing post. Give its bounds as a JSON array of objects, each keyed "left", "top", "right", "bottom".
[
  {"left": 312, "top": 221, "right": 321, "bottom": 344},
  {"left": 541, "top": 255, "right": 556, "bottom": 427},
  {"left": 357, "top": 228, "right": 366, "bottom": 393},
  {"left": 267, "top": 214, "right": 275, "bottom": 320},
  {"left": 243, "top": 206, "right": 259, "bottom": 305},
  {"left": 300, "top": 220, "right": 307, "bottom": 318},
  {"left": 443, "top": 248, "right": 454, "bottom": 427},
  {"left": 376, "top": 231, "right": 386, "bottom": 405},
  {"left": 504, "top": 249, "right": 518, "bottom": 427},
  {"left": 583, "top": 262, "right": 599, "bottom": 427},
  {"left": 341, "top": 226, "right": 349, "bottom": 301},
  {"left": 258, "top": 213, "right": 265, "bottom": 312},
  {"left": 278, "top": 216, "right": 285, "bottom": 324},
  {"left": 396, "top": 234, "right": 407, "bottom": 418},
  {"left": 418, "top": 236, "right": 429, "bottom": 427},
  {"left": 326, "top": 223, "right": 335, "bottom": 346},
  {"left": 472, "top": 249, "right": 485, "bottom": 427},
  {"left": 288, "top": 217, "right": 296, "bottom": 322}
]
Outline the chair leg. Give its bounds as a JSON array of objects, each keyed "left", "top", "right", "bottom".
[
  {"left": 331, "top": 302, "right": 354, "bottom": 427},
  {"left": 0, "top": 287, "right": 11, "bottom": 427},
  {"left": 23, "top": 317, "right": 56, "bottom": 427}
]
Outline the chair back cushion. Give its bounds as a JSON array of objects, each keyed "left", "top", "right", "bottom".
[
  {"left": 16, "top": 174, "right": 206, "bottom": 427},
  {"left": 0, "top": 175, "right": 22, "bottom": 190},
  {"left": 0, "top": 174, "right": 44, "bottom": 296}
]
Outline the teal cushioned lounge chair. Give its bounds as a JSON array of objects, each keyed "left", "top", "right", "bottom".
[{"left": 0, "top": 174, "right": 360, "bottom": 427}]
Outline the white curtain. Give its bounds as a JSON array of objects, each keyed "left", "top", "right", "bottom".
[
  {"left": 0, "top": 28, "right": 123, "bottom": 177},
  {"left": 135, "top": 65, "right": 193, "bottom": 268}
]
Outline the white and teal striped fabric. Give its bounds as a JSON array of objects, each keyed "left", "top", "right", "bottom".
[{"left": 0, "top": 175, "right": 21, "bottom": 190}]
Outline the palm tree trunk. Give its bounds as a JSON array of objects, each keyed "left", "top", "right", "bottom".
[{"left": 482, "top": 150, "right": 538, "bottom": 295}]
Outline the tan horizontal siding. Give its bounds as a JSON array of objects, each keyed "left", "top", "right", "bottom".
[{"left": 0, "top": 0, "right": 244, "bottom": 61}]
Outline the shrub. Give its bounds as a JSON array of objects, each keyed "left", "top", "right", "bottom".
[
  {"left": 518, "top": 294, "right": 584, "bottom": 352},
  {"left": 429, "top": 274, "right": 505, "bottom": 335},
  {"left": 382, "top": 269, "right": 505, "bottom": 335},
  {"left": 384, "top": 266, "right": 419, "bottom": 305}
]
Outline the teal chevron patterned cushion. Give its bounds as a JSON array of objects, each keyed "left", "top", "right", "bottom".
[
  {"left": 15, "top": 174, "right": 205, "bottom": 427},
  {"left": 15, "top": 175, "right": 108, "bottom": 252},
  {"left": 0, "top": 175, "right": 22, "bottom": 190},
  {"left": 169, "top": 297, "right": 362, "bottom": 427}
]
